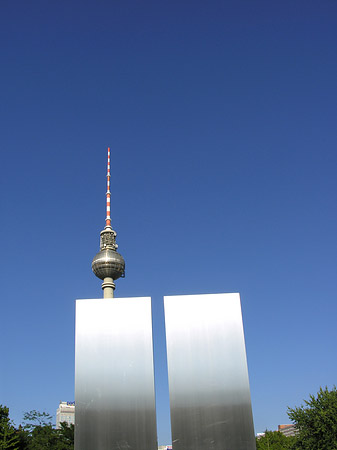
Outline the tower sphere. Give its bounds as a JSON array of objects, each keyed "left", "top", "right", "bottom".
[{"left": 92, "top": 248, "right": 125, "bottom": 281}]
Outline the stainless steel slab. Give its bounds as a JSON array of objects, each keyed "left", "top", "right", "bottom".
[
  {"left": 164, "top": 293, "right": 256, "bottom": 450},
  {"left": 75, "top": 297, "right": 157, "bottom": 450}
]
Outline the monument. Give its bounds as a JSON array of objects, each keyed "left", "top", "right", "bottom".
[
  {"left": 164, "top": 293, "right": 256, "bottom": 449},
  {"left": 74, "top": 148, "right": 158, "bottom": 450},
  {"left": 74, "top": 148, "right": 256, "bottom": 450}
]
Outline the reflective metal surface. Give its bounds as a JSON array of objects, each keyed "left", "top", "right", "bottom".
[
  {"left": 75, "top": 297, "right": 157, "bottom": 450},
  {"left": 92, "top": 248, "right": 125, "bottom": 280},
  {"left": 164, "top": 293, "right": 256, "bottom": 450},
  {"left": 92, "top": 226, "right": 125, "bottom": 282}
]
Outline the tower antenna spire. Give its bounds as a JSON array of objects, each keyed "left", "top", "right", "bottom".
[
  {"left": 106, "top": 147, "right": 111, "bottom": 228},
  {"left": 92, "top": 147, "right": 125, "bottom": 298}
]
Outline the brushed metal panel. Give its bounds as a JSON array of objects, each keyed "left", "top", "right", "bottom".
[
  {"left": 75, "top": 297, "right": 157, "bottom": 450},
  {"left": 164, "top": 293, "right": 256, "bottom": 450}
]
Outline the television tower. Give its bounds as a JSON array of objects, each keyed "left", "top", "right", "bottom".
[{"left": 92, "top": 147, "right": 125, "bottom": 297}]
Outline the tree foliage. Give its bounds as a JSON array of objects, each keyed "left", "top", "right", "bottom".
[
  {"left": 0, "top": 405, "right": 20, "bottom": 450},
  {"left": 256, "top": 430, "right": 296, "bottom": 450},
  {"left": 288, "top": 386, "right": 337, "bottom": 450},
  {"left": 23, "top": 423, "right": 74, "bottom": 450},
  {"left": 15, "top": 427, "right": 29, "bottom": 450},
  {"left": 22, "top": 411, "right": 53, "bottom": 434},
  {"left": 27, "top": 425, "right": 58, "bottom": 450},
  {"left": 0, "top": 408, "right": 73, "bottom": 450},
  {"left": 56, "top": 423, "right": 74, "bottom": 450}
]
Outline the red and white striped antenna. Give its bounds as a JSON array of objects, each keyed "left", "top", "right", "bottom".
[{"left": 105, "top": 147, "right": 111, "bottom": 227}]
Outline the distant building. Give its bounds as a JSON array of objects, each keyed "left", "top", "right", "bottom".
[
  {"left": 256, "top": 432, "right": 265, "bottom": 439},
  {"left": 56, "top": 402, "right": 75, "bottom": 429},
  {"left": 256, "top": 425, "right": 297, "bottom": 438},
  {"left": 278, "top": 424, "right": 297, "bottom": 437}
]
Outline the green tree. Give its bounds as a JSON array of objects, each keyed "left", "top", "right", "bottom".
[
  {"left": 22, "top": 411, "right": 52, "bottom": 434},
  {"left": 56, "top": 423, "right": 74, "bottom": 450},
  {"left": 28, "top": 425, "right": 58, "bottom": 450},
  {"left": 22, "top": 411, "right": 57, "bottom": 450},
  {"left": 0, "top": 405, "right": 20, "bottom": 450},
  {"left": 15, "top": 426, "right": 29, "bottom": 450},
  {"left": 288, "top": 386, "right": 337, "bottom": 450},
  {"left": 21, "top": 411, "right": 74, "bottom": 450},
  {"left": 256, "top": 430, "right": 296, "bottom": 450}
]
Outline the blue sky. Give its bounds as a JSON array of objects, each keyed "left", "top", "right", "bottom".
[{"left": 1, "top": 0, "right": 336, "bottom": 444}]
